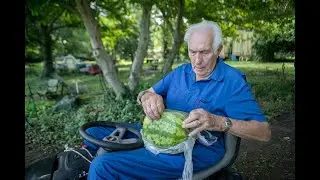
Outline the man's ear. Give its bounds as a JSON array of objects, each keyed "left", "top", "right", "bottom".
[{"left": 218, "top": 45, "right": 223, "bottom": 54}]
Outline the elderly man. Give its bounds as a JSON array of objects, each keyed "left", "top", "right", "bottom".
[{"left": 84, "top": 20, "right": 271, "bottom": 180}]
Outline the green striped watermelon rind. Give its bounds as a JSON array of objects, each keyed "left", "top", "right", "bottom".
[{"left": 142, "top": 109, "right": 189, "bottom": 149}]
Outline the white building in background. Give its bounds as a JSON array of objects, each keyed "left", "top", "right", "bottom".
[
  {"left": 220, "top": 30, "right": 254, "bottom": 61},
  {"left": 54, "top": 54, "right": 82, "bottom": 70}
]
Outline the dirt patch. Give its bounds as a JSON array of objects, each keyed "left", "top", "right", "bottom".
[
  {"left": 25, "top": 140, "right": 62, "bottom": 168},
  {"left": 232, "top": 112, "right": 295, "bottom": 180}
]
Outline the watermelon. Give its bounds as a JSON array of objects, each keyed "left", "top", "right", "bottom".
[{"left": 142, "top": 110, "right": 189, "bottom": 148}]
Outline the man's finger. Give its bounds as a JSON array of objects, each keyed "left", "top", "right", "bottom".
[
  {"left": 146, "top": 104, "right": 157, "bottom": 120},
  {"left": 156, "top": 99, "right": 164, "bottom": 114},
  {"left": 183, "top": 112, "right": 199, "bottom": 125},
  {"left": 142, "top": 104, "right": 148, "bottom": 115},
  {"left": 182, "top": 119, "right": 201, "bottom": 129},
  {"left": 188, "top": 125, "right": 206, "bottom": 137},
  {"left": 150, "top": 103, "right": 160, "bottom": 119},
  {"left": 142, "top": 104, "right": 152, "bottom": 120},
  {"left": 160, "top": 103, "right": 165, "bottom": 114},
  {"left": 143, "top": 106, "right": 152, "bottom": 121}
]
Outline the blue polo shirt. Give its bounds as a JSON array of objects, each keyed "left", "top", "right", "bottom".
[
  {"left": 153, "top": 59, "right": 266, "bottom": 122},
  {"left": 152, "top": 59, "right": 267, "bottom": 155},
  {"left": 84, "top": 60, "right": 268, "bottom": 179}
]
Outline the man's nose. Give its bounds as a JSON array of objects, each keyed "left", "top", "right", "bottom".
[{"left": 194, "top": 52, "right": 203, "bottom": 65}]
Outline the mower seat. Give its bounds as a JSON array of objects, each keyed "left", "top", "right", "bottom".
[{"left": 188, "top": 132, "right": 241, "bottom": 180}]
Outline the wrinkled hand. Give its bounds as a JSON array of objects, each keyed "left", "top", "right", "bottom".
[
  {"left": 141, "top": 92, "right": 165, "bottom": 120},
  {"left": 182, "top": 108, "right": 225, "bottom": 137}
]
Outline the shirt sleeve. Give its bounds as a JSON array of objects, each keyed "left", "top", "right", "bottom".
[
  {"left": 152, "top": 70, "right": 175, "bottom": 98},
  {"left": 224, "top": 75, "right": 267, "bottom": 122}
]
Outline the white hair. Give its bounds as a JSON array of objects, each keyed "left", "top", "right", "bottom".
[{"left": 184, "top": 20, "right": 223, "bottom": 54}]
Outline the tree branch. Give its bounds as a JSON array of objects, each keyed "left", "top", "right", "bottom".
[
  {"left": 59, "top": 2, "right": 81, "bottom": 17},
  {"left": 50, "top": 22, "right": 82, "bottom": 32},
  {"left": 157, "top": 6, "right": 175, "bottom": 36},
  {"left": 49, "top": 10, "right": 65, "bottom": 31}
]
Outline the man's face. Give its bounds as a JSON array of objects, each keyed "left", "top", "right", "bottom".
[{"left": 188, "top": 29, "right": 220, "bottom": 80}]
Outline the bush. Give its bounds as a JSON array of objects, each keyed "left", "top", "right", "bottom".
[
  {"left": 25, "top": 89, "right": 145, "bottom": 149},
  {"left": 250, "top": 75, "right": 294, "bottom": 121}
]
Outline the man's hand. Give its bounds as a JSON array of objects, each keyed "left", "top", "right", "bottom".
[
  {"left": 182, "top": 108, "right": 226, "bottom": 137},
  {"left": 141, "top": 92, "right": 165, "bottom": 120}
]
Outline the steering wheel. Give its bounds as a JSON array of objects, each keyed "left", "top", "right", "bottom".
[{"left": 79, "top": 121, "right": 144, "bottom": 151}]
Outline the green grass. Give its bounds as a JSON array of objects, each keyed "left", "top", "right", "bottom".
[
  {"left": 225, "top": 61, "right": 295, "bottom": 120},
  {"left": 25, "top": 60, "right": 295, "bottom": 152}
]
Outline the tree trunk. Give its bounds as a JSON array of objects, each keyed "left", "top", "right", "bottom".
[
  {"left": 128, "top": 3, "right": 153, "bottom": 92},
  {"left": 111, "top": 50, "right": 118, "bottom": 73},
  {"left": 161, "top": 23, "right": 169, "bottom": 62},
  {"left": 40, "top": 25, "right": 54, "bottom": 78},
  {"left": 130, "top": 52, "right": 134, "bottom": 63},
  {"left": 75, "top": 0, "right": 126, "bottom": 99},
  {"left": 162, "top": 37, "right": 169, "bottom": 61},
  {"left": 162, "top": 0, "right": 184, "bottom": 74}
]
